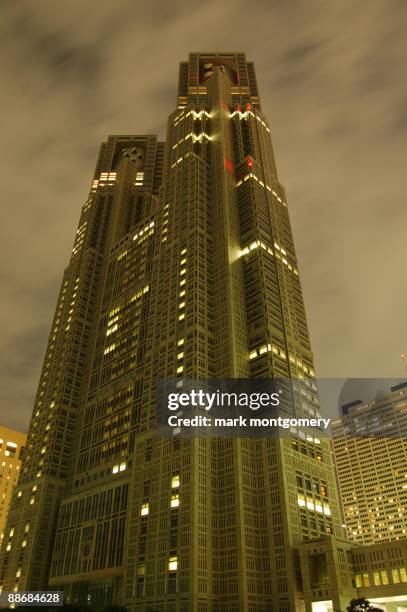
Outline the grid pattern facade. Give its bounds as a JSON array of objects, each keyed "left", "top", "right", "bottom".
[
  {"left": 0, "top": 54, "right": 346, "bottom": 611},
  {"left": 332, "top": 383, "right": 407, "bottom": 545}
]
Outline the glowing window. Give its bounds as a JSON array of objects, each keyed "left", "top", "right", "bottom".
[{"left": 168, "top": 556, "right": 178, "bottom": 572}]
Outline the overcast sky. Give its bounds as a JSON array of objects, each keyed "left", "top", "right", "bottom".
[{"left": 1, "top": 0, "right": 406, "bottom": 432}]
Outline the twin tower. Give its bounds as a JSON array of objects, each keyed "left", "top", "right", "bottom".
[{"left": 0, "top": 54, "right": 348, "bottom": 611}]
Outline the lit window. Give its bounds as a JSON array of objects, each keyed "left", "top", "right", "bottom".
[
  {"left": 112, "top": 465, "right": 119, "bottom": 474},
  {"left": 171, "top": 474, "right": 180, "bottom": 489},
  {"left": 140, "top": 503, "right": 149, "bottom": 516},
  {"left": 168, "top": 556, "right": 178, "bottom": 572},
  {"left": 171, "top": 494, "right": 180, "bottom": 508},
  {"left": 119, "top": 462, "right": 126, "bottom": 472}
]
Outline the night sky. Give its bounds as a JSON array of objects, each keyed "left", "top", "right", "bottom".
[{"left": 1, "top": 0, "right": 407, "bottom": 432}]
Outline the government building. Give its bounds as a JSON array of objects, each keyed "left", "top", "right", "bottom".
[{"left": 0, "top": 53, "right": 406, "bottom": 612}]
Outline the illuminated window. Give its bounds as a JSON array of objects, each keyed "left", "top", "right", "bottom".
[
  {"left": 355, "top": 574, "right": 363, "bottom": 588},
  {"left": 171, "top": 494, "right": 180, "bottom": 508},
  {"left": 140, "top": 503, "right": 149, "bottom": 516},
  {"left": 168, "top": 556, "right": 178, "bottom": 572},
  {"left": 363, "top": 573, "right": 370, "bottom": 587},
  {"left": 171, "top": 474, "right": 180, "bottom": 489},
  {"left": 392, "top": 568, "right": 400, "bottom": 583}
]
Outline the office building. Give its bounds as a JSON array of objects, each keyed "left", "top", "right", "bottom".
[
  {"left": 0, "top": 427, "right": 26, "bottom": 545},
  {"left": 0, "top": 53, "right": 374, "bottom": 611},
  {"left": 332, "top": 381, "right": 407, "bottom": 545}
]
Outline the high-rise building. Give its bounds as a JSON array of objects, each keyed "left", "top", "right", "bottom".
[
  {"left": 0, "top": 53, "right": 349, "bottom": 611},
  {"left": 0, "top": 427, "right": 26, "bottom": 545},
  {"left": 332, "top": 381, "right": 407, "bottom": 545}
]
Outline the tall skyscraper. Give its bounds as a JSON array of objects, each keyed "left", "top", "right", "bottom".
[
  {"left": 332, "top": 381, "right": 407, "bottom": 545},
  {"left": 0, "top": 53, "right": 346, "bottom": 611},
  {"left": 0, "top": 427, "right": 26, "bottom": 545}
]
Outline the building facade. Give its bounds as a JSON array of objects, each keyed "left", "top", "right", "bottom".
[
  {"left": 0, "top": 427, "right": 26, "bottom": 546},
  {"left": 332, "top": 382, "right": 407, "bottom": 545},
  {"left": 300, "top": 537, "right": 407, "bottom": 611},
  {"left": 1, "top": 52, "right": 401, "bottom": 611}
]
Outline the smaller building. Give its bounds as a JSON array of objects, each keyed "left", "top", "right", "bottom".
[
  {"left": 300, "top": 536, "right": 407, "bottom": 611},
  {"left": 0, "top": 426, "right": 27, "bottom": 544}
]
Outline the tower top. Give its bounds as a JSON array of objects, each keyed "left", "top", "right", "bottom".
[{"left": 177, "top": 52, "right": 260, "bottom": 109}]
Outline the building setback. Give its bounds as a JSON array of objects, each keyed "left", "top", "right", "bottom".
[{"left": 1, "top": 52, "right": 405, "bottom": 612}]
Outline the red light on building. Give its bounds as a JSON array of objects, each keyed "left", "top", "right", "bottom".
[
  {"left": 224, "top": 156, "right": 234, "bottom": 174},
  {"left": 246, "top": 103, "right": 252, "bottom": 111},
  {"left": 247, "top": 158, "right": 253, "bottom": 168}
]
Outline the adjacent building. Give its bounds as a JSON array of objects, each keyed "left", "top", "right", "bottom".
[
  {"left": 0, "top": 427, "right": 26, "bottom": 545},
  {"left": 332, "top": 381, "right": 407, "bottom": 545}
]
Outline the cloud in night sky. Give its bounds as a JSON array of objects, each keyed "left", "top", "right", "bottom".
[{"left": 1, "top": 0, "right": 407, "bottom": 431}]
